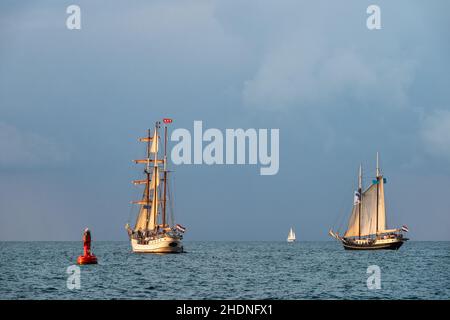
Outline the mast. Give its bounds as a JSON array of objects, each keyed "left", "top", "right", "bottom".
[
  {"left": 163, "top": 125, "right": 168, "bottom": 228},
  {"left": 358, "top": 164, "right": 362, "bottom": 239},
  {"left": 145, "top": 129, "right": 151, "bottom": 228},
  {"left": 151, "top": 122, "right": 160, "bottom": 230},
  {"left": 376, "top": 152, "right": 380, "bottom": 236},
  {"left": 376, "top": 152, "right": 380, "bottom": 177}
]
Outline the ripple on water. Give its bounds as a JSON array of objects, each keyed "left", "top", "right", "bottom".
[{"left": 0, "top": 241, "right": 449, "bottom": 299}]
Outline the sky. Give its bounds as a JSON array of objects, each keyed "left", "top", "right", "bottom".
[{"left": 0, "top": 0, "right": 449, "bottom": 241}]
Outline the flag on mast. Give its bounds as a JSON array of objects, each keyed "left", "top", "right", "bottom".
[
  {"left": 175, "top": 224, "right": 186, "bottom": 233},
  {"left": 353, "top": 191, "right": 361, "bottom": 205}
]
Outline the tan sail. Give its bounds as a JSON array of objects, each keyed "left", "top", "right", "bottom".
[
  {"left": 134, "top": 186, "right": 150, "bottom": 231},
  {"left": 377, "top": 176, "right": 386, "bottom": 233},
  {"left": 147, "top": 128, "right": 160, "bottom": 231},
  {"left": 344, "top": 165, "right": 362, "bottom": 238},
  {"left": 360, "top": 184, "right": 377, "bottom": 236},
  {"left": 134, "top": 172, "right": 160, "bottom": 231},
  {"left": 148, "top": 168, "right": 159, "bottom": 231},
  {"left": 344, "top": 205, "right": 360, "bottom": 237},
  {"left": 358, "top": 177, "right": 387, "bottom": 236}
]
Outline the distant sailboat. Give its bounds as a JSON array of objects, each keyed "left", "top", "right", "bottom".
[
  {"left": 125, "top": 120, "right": 185, "bottom": 253},
  {"left": 287, "top": 227, "right": 296, "bottom": 242},
  {"left": 329, "top": 153, "right": 409, "bottom": 250}
]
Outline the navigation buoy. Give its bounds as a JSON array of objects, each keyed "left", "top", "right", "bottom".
[{"left": 77, "top": 228, "right": 98, "bottom": 265}]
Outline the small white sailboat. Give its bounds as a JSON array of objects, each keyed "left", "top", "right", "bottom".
[
  {"left": 287, "top": 227, "right": 296, "bottom": 242},
  {"left": 125, "top": 120, "right": 185, "bottom": 253}
]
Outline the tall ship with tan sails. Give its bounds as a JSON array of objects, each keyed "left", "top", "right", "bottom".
[
  {"left": 329, "top": 153, "right": 409, "bottom": 250},
  {"left": 125, "top": 120, "right": 186, "bottom": 253}
]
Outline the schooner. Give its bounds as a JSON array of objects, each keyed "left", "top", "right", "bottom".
[
  {"left": 329, "top": 153, "right": 409, "bottom": 250},
  {"left": 125, "top": 120, "right": 185, "bottom": 253}
]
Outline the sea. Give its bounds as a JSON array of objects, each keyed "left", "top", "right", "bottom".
[{"left": 0, "top": 241, "right": 449, "bottom": 300}]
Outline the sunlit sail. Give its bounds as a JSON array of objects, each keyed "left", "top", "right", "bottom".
[{"left": 287, "top": 227, "right": 296, "bottom": 242}]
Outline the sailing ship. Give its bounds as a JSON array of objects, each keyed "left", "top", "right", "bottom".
[
  {"left": 125, "top": 120, "right": 185, "bottom": 253},
  {"left": 329, "top": 153, "right": 409, "bottom": 250},
  {"left": 287, "top": 227, "right": 296, "bottom": 242}
]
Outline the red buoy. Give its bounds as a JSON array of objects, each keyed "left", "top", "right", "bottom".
[
  {"left": 77, "top": 254, "right": 97, "bottom": 265},
  {"left": 77, "top": 228, "right": 98, "bottom": 265}
]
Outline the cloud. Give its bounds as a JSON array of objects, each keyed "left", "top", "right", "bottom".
[
  {"left": 242, "top": 35, "right": 416, "bottom": 110},
  {"left": 0, "top": 122, "right": 69, "bottom": 169},
  {"left": 220, "top": 0, "right": 421, "bottom": 111},
  {"left": 420, "top": 110, "right": 450, "bottom": 160}
]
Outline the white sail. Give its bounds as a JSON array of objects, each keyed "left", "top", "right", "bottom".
[
  {"left": 287, "top": 228, "right": 296, "bottom": 241},
  {"left": 150, "top": 130, "right": 159, "bottom": 154}
]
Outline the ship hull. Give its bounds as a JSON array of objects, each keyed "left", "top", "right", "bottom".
[
  {"left": 131, "top": 236, "right": 183, "bottom": 254},
  {"left": 342, "top": 237, "right": 406, "bottom": 251}
]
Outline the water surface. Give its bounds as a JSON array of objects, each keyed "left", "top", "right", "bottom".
[{"left": 0, "top": 241, "right": 448, "bottom": 299}]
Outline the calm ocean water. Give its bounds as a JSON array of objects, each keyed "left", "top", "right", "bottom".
[{"left": 0, "top": 241, "right": 449, "bottom": 300}]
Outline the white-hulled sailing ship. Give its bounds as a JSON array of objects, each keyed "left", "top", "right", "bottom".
[
  {"left": 329, "top": 153, "right": 409, "bottom": 250},
  {"left": 125, "top": 120, "right": 185, "bottom": 253},
  {"left": 287, "top": 227, "right": 296, "bottom": 242}
]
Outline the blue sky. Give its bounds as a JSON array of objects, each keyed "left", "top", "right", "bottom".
[{"left": 0, "top": 0, "right": 449, "bottom": 240}]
